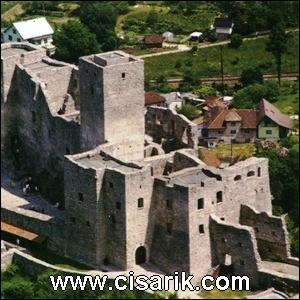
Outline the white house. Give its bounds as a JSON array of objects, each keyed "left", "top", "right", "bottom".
[
  {"left": 1, "top": 17, "right": 55, "bottom": 53},
  {"left": 213, "top": 18, "right": 234, "bottom": 38},
  {"left": 189, "top": 31, "right": 203, "bottom": 41}
]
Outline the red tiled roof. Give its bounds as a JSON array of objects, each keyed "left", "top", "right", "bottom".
[
  {"left": 236, "top": 109, "right": 257, "bottom": 128},
  {"left": 208, "top": 110, "right": 227, "bottom": 128},
  {"left": 199, "top": 148, "right": 221, "bottom": 168},
  {"left": 257, "top": 99, "right": 293, "bottom": 129},
  {"left": 145, "top": 92, "right": 166, "bottom": 106},
  {"left": 208, "top": 108, "right": 257, "bottom": 129},
  {"left": 205, "top": 97, "right": 225, "bottom": 109},
  {"left": 143, "top": 34, "right": 164, "bottom": 44}
]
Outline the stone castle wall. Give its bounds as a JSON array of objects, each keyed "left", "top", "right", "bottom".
[
  {"left": 145, "top": 106, "right": 198, "bottom": 152},
  {"left": 240, "top": 205, "right": 291, "bottom": 262}
]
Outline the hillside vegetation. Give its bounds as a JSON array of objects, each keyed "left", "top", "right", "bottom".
[{"left": 144, "top": 32, "right": 299, "bottom": 80}]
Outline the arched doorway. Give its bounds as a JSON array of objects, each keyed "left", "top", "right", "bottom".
[{"left": 135, "top": 246, "right": 146, "bottom": 265}]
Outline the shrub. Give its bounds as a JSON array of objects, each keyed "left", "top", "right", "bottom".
[
  {"left": 176, "top": 104, "right": 200, "bottom": 120},
  {"left": 175, "top": 60, "right": 182, "bottom": 69},
  {"left": 240, "top": 67, "right": 264, "bottom": 86},
  {"left": 196, "top": 85, "right": 217, "bottom": 98},
  {"left": 230, "top": 33, "right": 243, "bottom": 48}
]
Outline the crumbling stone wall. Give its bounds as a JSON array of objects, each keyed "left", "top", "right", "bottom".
[
  {"left": 1, "top": 43, "right": 46, "bottom": 103},
  {"left": 2, "top": 50, "right": 81, "bottom": 203},
  {"left": 172, "top": 149, "right": 203, "bottom": 172},
  {"left": 145, "top": 106, "right": 198, "bottom": 152},
  {"left": 240, "top": 205, "right": 291, "bottom": 262},
  {"left": 209, "top": 215, "right": 261, "bottom": 287}
]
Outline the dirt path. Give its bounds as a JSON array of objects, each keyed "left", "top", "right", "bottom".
[
  {"left": 139, "top": 28, "right": 299, "bottom": 59},
  {"left": 1, "top": 3, "right": 24, "bottom": 22}
]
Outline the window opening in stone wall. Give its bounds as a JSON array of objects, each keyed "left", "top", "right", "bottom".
[
  {"left": 32, "top": 111, "right": 36, "bottom": 123},
  {"left": 138, "top": 198, "right": 144, "bottom": 208},
  {"left": 199, "top": 224, "right": 204, "bottom": 234},
  {"left": 247, "top": 170, "right": 255, "bottom": 177},
  {"left": 234, "top": 175, "right": 241, "bottom": 181},
  {"left": 166, "top": 223, "right": 173, "bottom": 235},
  {"left": 78, "top": 192, "right": 84, "bottom": 202},
  {"left": 197, "top": 198, "right": 204, "bottom": 209},
  {"left": 257, "top": 167, "right": 261, "bottom": 177},
  {"left": 217, "top": 191, "right": 223, "bottom": 203},
  {"left": 166, "top": 199, "right": 172, "bottom": 210}
]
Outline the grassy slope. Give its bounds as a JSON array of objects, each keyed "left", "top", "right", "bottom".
[
  {"left": 144, "top": 32, "right": 299, "bottom": 80},
  {"left": 273, "top": 82, "right": 299, "bottom": 115},
  {"left": 117, "top": 2, "right": 218, "bottom": 37},
  {"left": 1, "top": 1, "right": 20, "bottom": 14},
  {"left": 1, "top": 2, "right": 79, "bottom": 26}
]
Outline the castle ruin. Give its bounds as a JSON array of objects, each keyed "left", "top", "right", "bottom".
[{"left": 1, "top": 43, "right": 298, "bottom": 289}]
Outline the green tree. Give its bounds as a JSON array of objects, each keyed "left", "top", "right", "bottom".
[
  {"left": 256, "top": 141, "right": 299, "bottom": 258},
  {"left": 196, "top": 85, "right": 216, "bottom": 98},
  {"left": 146, "top": 11, "right": 159, "bottom": 26},
  {"left": 2, "top": 276, "right": 34, "bottom": 299},
  {"left": 78, "top": 2, "right": 119, "bottom": 52},
  {"left": 176, "top": 104, "right": 200, "bottom": 120},
  {"left": 266, "top": 23, "right": 289, "bottom": 86},
  {"left": 229, "top": 33, "right": 243, "bottom": 48},
  {"left": 53, "top": 20, "right": 100, "bottom": 63},
  {"left": 233, "top": 81, "right": 279, "bottom": 108},
  {"left": 240, "top": 67, "right": 263, "bottom": 86},
  {"left": 179, "top": 71, "right": 199, "bottom": 92}
]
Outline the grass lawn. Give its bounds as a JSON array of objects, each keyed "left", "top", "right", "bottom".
[
  {"left": 116, "top": 3, "right": 169, "bottom": 36},
  {"left": 144, "top": 32, "right": 299, "bottom": 80},
  {"left": 198, "top": 288, "right": 252, "bottom": 299},
  {"left": 211, "top": 143, "right": 256, "bottom": 161},
  {"left": 273, "top": 82, "right": 299, "bottom": 115}
]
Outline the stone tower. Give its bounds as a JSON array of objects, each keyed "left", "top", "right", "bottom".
[{"left": 79, "top": 51, "right": 145, "bottom": 160}]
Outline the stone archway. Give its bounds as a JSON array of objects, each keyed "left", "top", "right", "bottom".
[{"left": 135, "top": 246, "right": 146, "bottom": 265}]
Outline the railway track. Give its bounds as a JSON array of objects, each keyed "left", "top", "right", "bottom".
[{"left": 150, "top": 73, "right": 299, "bottom": 86}]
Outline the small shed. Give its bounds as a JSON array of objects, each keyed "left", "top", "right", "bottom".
[
  {"left": 143, "top": 34, "right": 164, "bottom": 48},
  {"left": 162, "top": 31, "right": 174, "bottom": 42}
]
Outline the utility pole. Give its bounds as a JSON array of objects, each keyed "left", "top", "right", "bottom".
[
  {"left": 230, "top": 138, "right": 234, "bottom": 165},
  {"left": 220, "top": 45, "right": 224, "bottom": 95}
]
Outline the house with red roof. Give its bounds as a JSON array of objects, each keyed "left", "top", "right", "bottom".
[{"left": 201, "top": 99, "right": 292, "bottom": 145}]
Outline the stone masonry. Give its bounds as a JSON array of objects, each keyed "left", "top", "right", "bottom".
[{"left": 1, "top": 42, "right": 298, "bottom": 289}]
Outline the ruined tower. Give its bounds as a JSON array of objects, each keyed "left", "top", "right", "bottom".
[{"left": 79, "top": 51, "right": 145, "bottom": 160}]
